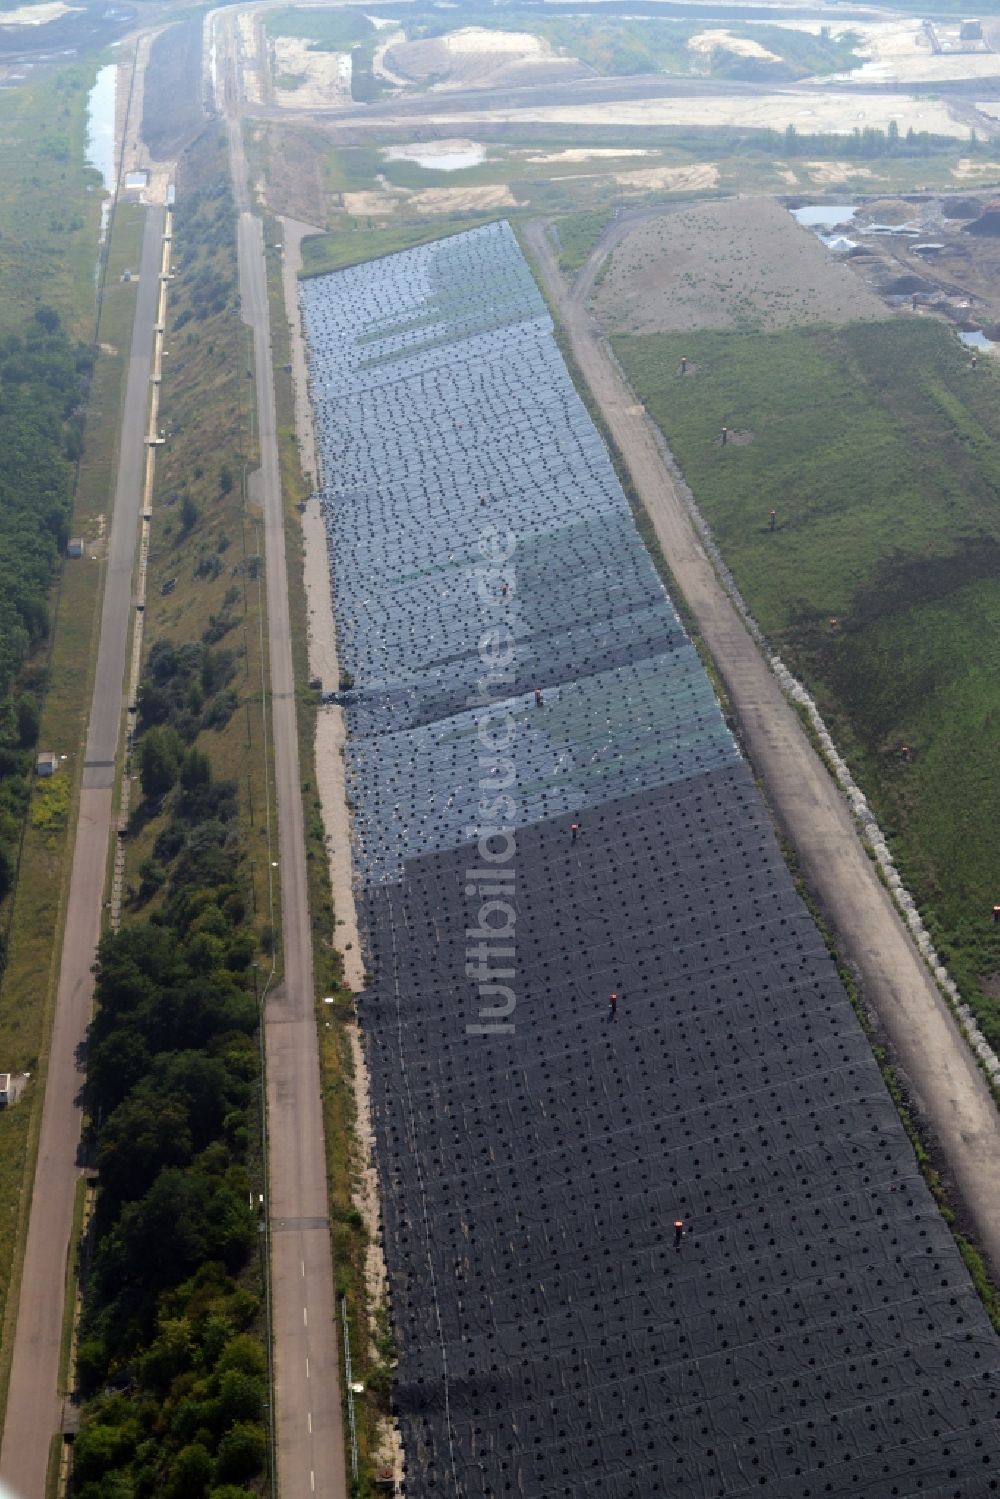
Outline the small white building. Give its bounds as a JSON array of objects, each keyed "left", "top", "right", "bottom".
[
  {"left": 36, "top": 751, "right": 57, "bottom": 777},
  {"left": 0, "top": 1075, "right": 10, "bottom": 1107},
  {"left": 66, "top": 537, "right": 84, "bottom": 558}
]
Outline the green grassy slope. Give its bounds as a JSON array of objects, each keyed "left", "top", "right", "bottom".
[{"left": 615, "top": 317, "right": 1000, "bottom": 1037}]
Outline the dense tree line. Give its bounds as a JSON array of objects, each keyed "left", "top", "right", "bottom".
[
  {"left": 0, "top": 309, "right": 91, "bottom": 914},
  {"left": 74, "top": 696, "right": 267, "bottom": 1497},
  {"left": 780, "top": 120, "right": 963, "bottom": 158}
]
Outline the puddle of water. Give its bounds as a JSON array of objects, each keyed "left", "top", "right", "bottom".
[
  {"left": 790, "top": 203, "right": 857, "bottom": 228},
  {"left": 384, "top": 143, "right": 485, "bottom": 172},
  {"left": 85, "top": 61, "right": 116, "bottom": 190},
  {"left": 959, "top": 329, "right": 996, "bottom": 351}
]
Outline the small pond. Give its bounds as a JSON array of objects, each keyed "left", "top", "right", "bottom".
[{"left": 790, "top": 204, "right": 857, "bottom": 229}]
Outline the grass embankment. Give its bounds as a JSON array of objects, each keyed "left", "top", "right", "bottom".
[
  {"left": 553, "top": 209, "right": 611, "bottom": 276},
  {"left": 122, "top": 129, "right": 267, "bottom": 930},
  {"left": 615, "top": 316, "right": 1000, "bottom": 1044},
  {"left": 0, "top": 199, "right": 145, "bottom": 1420},
  {"left": 265, "top": 208, "right": 394, "bottom": 1491},
  {"left": 299, "top": 214, "right": 501, "bottom": 278},
  {"left": 264, "top": 2, "right": 861, "bottom": 82}
]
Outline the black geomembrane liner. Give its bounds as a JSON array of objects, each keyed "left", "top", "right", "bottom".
[{"left": 299, "top": 223, "right": 1000, "bottom": 1497}]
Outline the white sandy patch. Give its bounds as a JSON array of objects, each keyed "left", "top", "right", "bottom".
[
  {"left": 384, "top": 137, "right": 485, "bottom": 169},
  {"left": 398, "top": 90, "right": 962, "bottom": 137},
  {"left": 615, "top": 163, "right": 719, "bottom": 192},
  {"left": 372, "top": 27, "right": 408, "bottom": 86},
  {"left": 0, "top": 1, "right": 75, "bottom": 23},
  {"left": 387, "top": 25, "right": 591, "bottom": 92},
  {"left": 522, "top": 147, "right": 655, "bottom": 163},
  {"left": 441, "top": 26, "right": 546, "bottom": 57},
  {"left": 806, "top": 18, "right": 1000, "bottom": 84},
  {"left": 238, "top": 11, "right": 262, "bottom": 103},
  {"left": 953, "top": 155, "right": 1000, "bottom": 177},
  {"left": 406, "top": 182, "right": 516, "bottom": 213},
  {"left": 272, "top": 35, "right": 352, "bottom": 108},
  {"left": 689, "top": 28, "right": 780, "bottom": 61}
]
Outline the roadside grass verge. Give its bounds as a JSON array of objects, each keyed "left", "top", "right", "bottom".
[
  {"left": 613, "top": 315, "right": 1000, "bottom": 1045},
  {"left": 553, "top": 208, "right": 612, "bottom": 275},
  {"left": 0, "top": 200, "right": 144, "bottom": 1424}
]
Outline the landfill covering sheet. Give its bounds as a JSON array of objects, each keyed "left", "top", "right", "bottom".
[{"left": 301, "top": 222, "right": 1000, "bottom": 1497}]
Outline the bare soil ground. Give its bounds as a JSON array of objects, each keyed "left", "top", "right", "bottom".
[
  {"left": 839, "top": 197, "right": 1000, "bottom": 335},
  {"left": 272, "top": 36, "right": 352, "bottom": 110},
  {"left": 376, "top": 90, "right": 964, "bottom": 137},
  {"left": 261, "top": 124, "right": 329, "bottom": 224},
  {"left": 406, "top": 181, "right": 516, "bottom": 213},
  {"left": 612, "top": 163, "right": 718, "bottom": 195},
  {"left": 593, "top": 197, "right": 888, "bottom": 334},
  {"left": 385, "top": 26, "right": 593, "bottom": 93},
  {"left": 141, "top": 17, "right": 205, "bottom": 163}
]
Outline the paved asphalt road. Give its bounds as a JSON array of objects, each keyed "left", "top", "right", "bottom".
[
  {"left": 230, "top": 73, "right": 347, "bottom": 1496},
  {"left": 0, "top": 205, "right": 165, "bottom": 1499},
  {"left": 524, "top": 215, "right": 1000, "bottom": 1278}
]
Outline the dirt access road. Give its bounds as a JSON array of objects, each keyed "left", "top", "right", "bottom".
[
  {"left": 523, "top": 214, "right": 1000, "bottom": 1276},
  {"left": 0, "top": 206, "right": 166, "bottom": 1498},
  {"left": 223, "top": 13, "right": 348, "bottom": 1496}
]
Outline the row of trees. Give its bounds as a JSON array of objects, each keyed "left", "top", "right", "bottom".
[
  {"left": 74, "top": 667, "right": 268, "bottom": 1497},
  {"left": 781, "top": 120, "right": 962, "bottom": 158}
]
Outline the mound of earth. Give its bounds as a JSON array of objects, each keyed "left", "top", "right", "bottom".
[
  {"left": 592, "top": 197, "right": 888, "bottom": 335},
  {"left": 384, "top": 26, "right": 594, "bottom": 92},
  {"left": 857, "top": 198, "right": 915, "bottom": 225},
  {"left": 965, "top": 204, "right": 1000, "bottom": 235},
  {"left": 942, "top": 196, "right": 984, "bottom": 220},
  {"left": 883, "top": 273, "right": 935, "bottom": 294}
]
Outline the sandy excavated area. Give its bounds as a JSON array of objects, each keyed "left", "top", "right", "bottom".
[
  {"left": 0, "top": 1, "right": 75, "bottom": 23},
  {"left": 342, "top": 188, "right": 400, "bottom": 215},
  {"left": 953, "top": 155, "right": 1000, "bottom": 178},
  {"left": 371, "top": 26, "right": 409, "bottom": 87},
  {"left": 614, "top": 163, "right": 719, "bottom": 192},
  {"left": 238, "top": 11, "right": 262, "bottom": 104},
  {"left": 386, "top": 26, "right": 593, "bottom": 91},
  {"left": 803, "top": 159, "right": 874, "bottom": 185},
  {"left": 272, "top": 35, "right": 352, "bottom": 108},
  {"left": 689, "top": 28, "right": 780, "bottom": 62},
  {"left": 807, "top": 18, "right": 1000, "bottom": 84},
  {"left": 342, "top": 181, "right": 515, "bottom": 214},
  {"left": 593, "top": 197, "right": 889, "bottom": 334},
  {"left": 407, "top": 182, "right": 516, "bottom": 212},
  {"left": 401, "top": 90, "right": 963, "bottom": 136}
]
